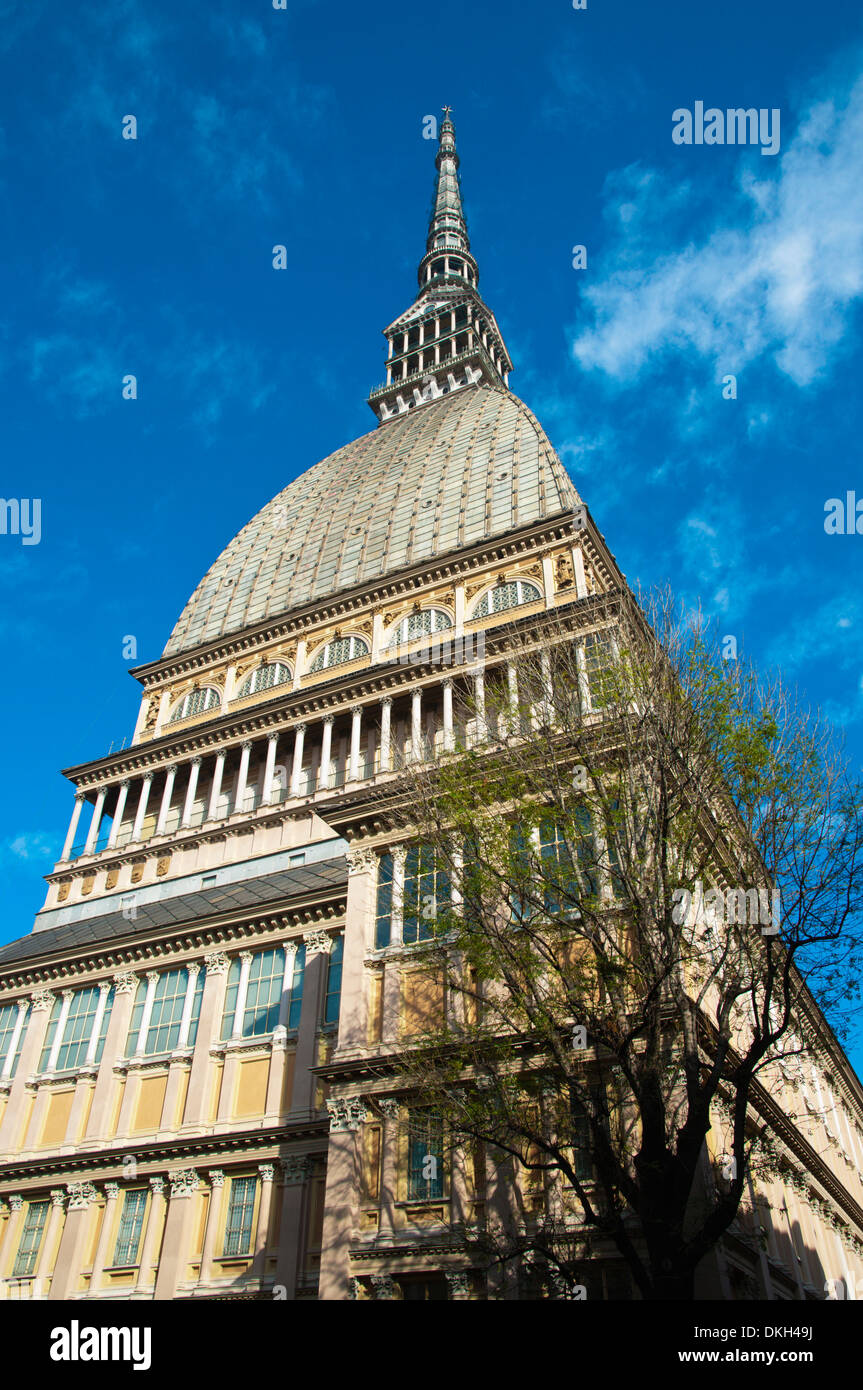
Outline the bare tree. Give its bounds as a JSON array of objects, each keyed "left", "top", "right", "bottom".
[{"left": 371, "top": 585, "right": 863, "bottom": 1300}]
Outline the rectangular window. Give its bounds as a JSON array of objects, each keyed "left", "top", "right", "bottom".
[
  {"left": 407, "top": 1110, "right": 444, "bottom": 1200},
  {"left": 539, "top": 817, "right": 578, "bottom": 917},
  {"left": 584, "top": 632, "right": 614, "bottom": 710},
  {"left": 0, "top": 1001, "right": 27, "bottom": 1079},
  {"left": 39, "top": 987, "right": 113, "bottom": 1072},
  {"left": 223, "top": 1176, "right": 257, "bottom": 1257},
  {"left": 375, "top": 852, "right": 394, "bottom": 949},
  {"left": 323, "top": 934, "right": 344, "bottom": 1026},
  {"left": 13, "top": 1200, "right": 49, "bottom": 1276},
  {"left": 126, "top": 967, "right": 204, "bottom": 1057},
  {"left": 112, "top": 1189, "right": 148, "bottom": 1267},
  {"left": 403, "top": 846, "right": 451, "bottom": 945},
  {"left": 243, "top": 949, "right": 284, "bottom": 1037}
]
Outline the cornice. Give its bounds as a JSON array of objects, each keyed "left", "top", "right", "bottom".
[
  {"left": 0, "top": 888, "right": 346, "bottom": 994},
  {"left": 0, "top": 1120, "right": 328, "bottom": 1186}
]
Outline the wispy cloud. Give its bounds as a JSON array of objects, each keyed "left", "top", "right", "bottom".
[{"left": 573, "top": 65, "right": 863, "bottom": 387}]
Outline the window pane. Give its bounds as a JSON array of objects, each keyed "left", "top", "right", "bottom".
[
  {"left": 113, "top": 1190, "right": 148, "bottom": 1267},
  {"left": 13, "top": 1201, "right": 49, "bottom": 1276},
  {"left": 287, "top": 945, "right": 306, "bottom": 1030},
  {"left": 0, "top": 1001, "right": 28, "bottom": 1079},
  {"left": 407, "top": 1112, "right": 444, "bottom": 1199},
  {"left": 244, "top": 949, "right": 283, "bottom": 1036},
  {"left": 223, "top": 1176, "right": 257, "bottom": 1256},
  {"left": 324, "top": 935, "right": 344, "bottom": 1026},
  {"left": 375, "top": 853, "right": 393, "bottom": 949}
]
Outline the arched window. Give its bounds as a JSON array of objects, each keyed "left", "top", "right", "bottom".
[
  {"left": 472, "top": 580, "right": 541, "bottom": 619},
  {"left": 237, "top": 661, "right": 292, "bottom": 698},
  {"left": 308, "top": 634, "right": 370, "bottom": 674},
  {"left": 387, "top": 608, "right": 453, "bottom": 647},
  {"left": 169, "top": 687, "right": 221, "bottom": 722}
]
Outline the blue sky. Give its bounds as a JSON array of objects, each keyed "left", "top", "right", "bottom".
[{"left": 1, "top": 0, "right": 862, "bottom": 1052}]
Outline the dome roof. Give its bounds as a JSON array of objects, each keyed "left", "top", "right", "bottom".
[{"left": 163, "top": 384, "right": 581, "bottom": 658}]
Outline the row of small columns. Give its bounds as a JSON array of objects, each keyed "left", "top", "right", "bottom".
[
  {"left": 58, "top": 673, "right": 487, "bottom": 863},
  {"left": 0, "top": 1155, "right": 313, "bottom": 1300}
]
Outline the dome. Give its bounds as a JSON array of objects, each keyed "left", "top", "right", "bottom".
[{"left": 163, "top": 384, "right": 581, "bottom": 658}]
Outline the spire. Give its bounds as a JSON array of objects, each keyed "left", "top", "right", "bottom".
[
  {"left": 367, "top": 108, "right": 512, "bottom": 424},
  {"left": 418, "top": 109, "right": 478, "bottom": 291}
]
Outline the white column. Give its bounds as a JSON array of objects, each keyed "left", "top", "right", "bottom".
[
  {"left": 235, "top": 741, "right": 253, "bottom": 812},
  {"left": 181, "top": 757, "right": 203, "bottom": 828},
  {"left": 318, "top": 715, "right": 335, "bottom": 790},
  {"left": 131, "top": 773, "right": 154, "bottom": 842},
  {"left": 47, "top": 990, "right": 75, "bottom": 1071},
  {"left": 411, "top": 689, "right": 422, "bottom": 761},
  {"left": 134, "top": 972, "right": 160, "bottom": 1056},
  {"left": 263, "top": 733, "right": 279, "bottom": 804},
  {"left": 177, "top": 963, "right": 201, "bottom": 1049},
  {"left": 540, "top": 648, "right": 554, "bottom": 724},
  {"left": 277, "top": 943, "right": 299, "bottom": 1029},
  {"left": 207, "top": 749, "right": 226, "bottom": 820},
  {"left": 107, "top": 780, "right": 131, "bottom": 850},
  {"left": 290, "top": 723, "right": 307, "bottom": 797},
  {"left": 232, "top": 952, "right": 253, "bottom": 1038},
  {"left": 474, "top": 670, "right": 486, "bottom": 742},
  {"left": 84, "top": 981, "right": 113, "bottom": 1065},
  {"left": 391, "top": 846, "right": 407, "bottom": 946},
  {"left": 155, "top": 764, "right": 177, "bottom": 835},
  {"left": 442, "top": 680, "right": 454, "bottom": 751},
  {"left": 60, "top": 793, "right": 86, "bottom": 861},
  {"left": 575, "top": 644, "right": 590, "bottom": 713},
  {"left": 507, "top": 662, "right": 519, "bottom": 732},
  {"left": 572, "top": 545, "right": 588, "bottom": 599},
  {"left": 1, "top": 999, "right": 29, "bottom": 1078},
  {"left": 380, "top": 697, "right": 393, "bottom": 771},
  {"left": 349, "top": 706, "right": 363, "bottom": 782},
  {"left": 83, "top": 787, "right": 107, "bottom": 855}
]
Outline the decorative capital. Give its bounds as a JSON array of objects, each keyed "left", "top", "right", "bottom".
[
  {"left": 205, "top": 951, "right": 231, "bottom": 976},
  {"left": 15, "top": 997, "right": 29, "bottom": 1017},
  {"left": 186, "top": 961, "right": 202, "bottom": 979},
  {"left": 371, "top": 1273, "right": 396, "bottom": 1300},
  {"left": 112, "top": 971, "right": 136, "bottom": 994},
  {"left": 346, "top": 846, "right": 377, "bottom": 876},
  {"left": 381, "top": 695, "right": 393, "bottom": 710},
  {"left": 281, "top": 1156, "right": 311, "bottom": 1184},
  {"left": 327, "top": 1097, "right": 367, "bottom": 1132},
  {"left": 98, "top": 980, "right": 113, "bottom": 996},
  {"left": 141, "top": 771, "right": 155, "bottom": 783},
  {"left": 66, "top": 1182, "right": 98, "bottom": 1211},
  {"left": 149, "top": 1176, "right": 166, "bottom": 1197},
  {"left": 323, "top": 713, "right": 336, "bottom": 727},
  {"left": 258, "top": 1163, "right": 276, "bottom": 1183},
  {"left": 168, "top": 1168, "right": 199, "bottom": 1199},
  {"left": 239, "top": 951, "right": 254, "bottom": 964},
  {"left": 119, "top": 778, "right": 131, "bottom": 789},
  {"left": 104, "top": 1182, "right": 120, "bottom": 1201},
  {"left": 8, "top": 1194, "right": 24, "bottom": 1212},
  {"left": 50, "top": 1188, "right": 67, "bottom": 1210},
  {"left": 190, "top": 755, "right": 203, "bottom": 768},
  {"left": 209, "top": 1170, "right": 225, "bottom": 1188},
  {"left": 73, "top": 790, "right": 86, "bottom": 804},
  {"left": 145, "top": 970, "right": 160, "bottom": 984},
  {"left": 267, "top": 731, "right": 279, "bottom": 745},
  {"left": 294, "top": 721, "right": 307, "bottom": 734},
  {"left": 30, "top": 989, "right": 54, "bottom": 1011},
  {"left": 303, "top": 929, "right": 334, "bottom": 956},
  {"left": 443, "top": 677, "right": 453, "bottom": 691},
  {"left": 61, "top": 989, "right": 75, "bottom": 1001},
  {"left": 350, "top": 704, "right": 363, "bottom": 718},
  {"left": 378, "top": 1098, "right": 400, "bottom": 1121},
  {"left": 445, "top": 1271, "right": 472, "bottom": 1299}
]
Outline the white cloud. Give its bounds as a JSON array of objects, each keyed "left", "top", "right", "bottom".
[{"left": 573, "top": 67, "right": 863, "bottom": 386}]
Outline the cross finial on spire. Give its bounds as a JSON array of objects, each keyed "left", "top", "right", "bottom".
[{"left": 442, "top": 104, "right": 452, "bottom": 120}]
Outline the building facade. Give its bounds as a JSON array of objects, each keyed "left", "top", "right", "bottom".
[{"left": 1, "top": 116, "right": 862, "bottom": 1301}]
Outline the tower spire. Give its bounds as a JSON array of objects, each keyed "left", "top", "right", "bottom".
[
  {"left": 367, "top": 110, "right": 512, "bottom": 424},
  {"left": 418, "top": 109, "right": 477, "bottom": 290}
]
